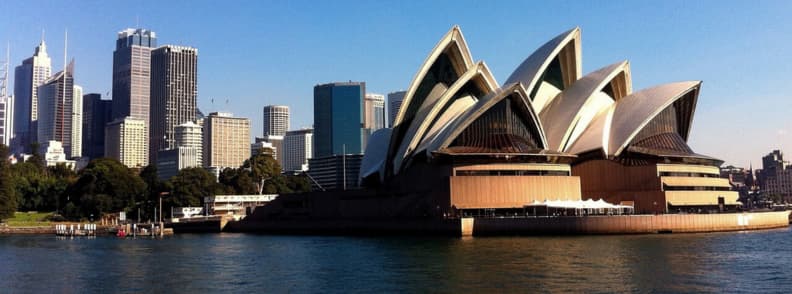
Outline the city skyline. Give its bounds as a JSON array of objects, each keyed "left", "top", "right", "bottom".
[{"left": 0, "top": 1, "right": 791, "bottom": 167}]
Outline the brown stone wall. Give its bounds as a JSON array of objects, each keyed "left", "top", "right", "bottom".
[{"left": 449, "top": 176, "right": 582, "bottom": 209}]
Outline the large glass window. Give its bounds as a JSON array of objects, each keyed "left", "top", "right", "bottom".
[{"left": 449, "top": 97, "right": 540, "bottom": 153}]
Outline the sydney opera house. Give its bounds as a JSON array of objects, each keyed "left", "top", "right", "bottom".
[
  {"left": 358, "top": 26, "right": 738, "bottom": 216},
  {"left": 237, "top": 26, "right": 792, "bottom": 235}
]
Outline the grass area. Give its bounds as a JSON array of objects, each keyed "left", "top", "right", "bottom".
[{"left": 4, "top": 211, "right": 55, "bottom": 227}]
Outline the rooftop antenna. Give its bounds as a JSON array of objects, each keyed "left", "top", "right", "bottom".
[
  {"left": 136, "top": 15, "right": 140, "bottom": 28},
  {"left": 63, "top": 29, "right": 67, "bottom": 71}
]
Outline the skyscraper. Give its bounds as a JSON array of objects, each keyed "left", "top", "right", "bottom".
[
  {"left": 260, "top": 105, "right": 289, "bottom": 170},
  {"left": 364, "top": 93, "right": 385, "bottom": 131},
  {"left": 0, "top": 47, "right": 12, "bottom": 147},
  {"left": 13, "top": 38, "right": 51, "bottom": 152},
  {"left": 37, "top": 60, "right": 76, "bottom": 158},
  {"left": 0, "top": 96, "right": 12, "bottom": 147},
  {"left": 71, "top": 85, "right": 82, "bottom": 158},
  {"left": 262, "top": 105, "right": 289, "bottom": 136},
  {"left": 203, "top": 112, "right": 250, "bottom": 169},
  {"left": 174, "top": 121, "right": 202, "bottom": 166},
  {"left": 105, "top": 117, "right": 147, "bottom": 168},
  {"left": 283, "top": 128, "right": 313, "bottom": 173},
  {"left": 150, "top": 45, "right": 198, "bottom": 162},
  {"left": 82, "top": 93, "right": 112, "bottom": 159},
  {"left": 387, "top": 91, "right": 406, "bottom": 127},
  {"left": 313, "top": 82, "right": 365, "bottom": 158},
  {"left": 112, "top": 28, "right": 155, "bottom": 164}
]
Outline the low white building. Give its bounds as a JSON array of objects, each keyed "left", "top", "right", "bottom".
[
  {"left": 40, "top": 140, "right": 75, "bottom": 169},
  {"left": 203, "top": 194, "right": 278, "bottom": 217}
]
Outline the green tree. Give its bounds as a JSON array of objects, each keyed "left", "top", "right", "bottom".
[
  {"left": 10, "top": 161, "right": 48, "bottom": 211},
  {"left": 27, "top": 142, "right": 46, "bottom": 171},
  {"left": 169, "top": 167, "right": 219, "bottom": 208},
  {"left": 219, "top": 167, "right": 257, "bottom": 194},
  {"left": 285, "top": 174, "right": 312, "bottom": 193},
  {"left": 243, "top": 150, "right": 290, "bottom": 194},
  {"left": 67, "top": 158, "right": 146, "bottom": 218},
  {"left": 0, "top": 145, "right": 17, "bottom": 220}
]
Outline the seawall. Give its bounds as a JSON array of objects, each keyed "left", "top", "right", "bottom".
[
  {"left": 470, "top": 211, "right": 791, "bottom": 236},
  {"left": 231, "top": 211, "right": 790, "bottom": 237}
]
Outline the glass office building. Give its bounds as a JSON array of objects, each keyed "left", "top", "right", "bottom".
[{"left": 313, "top": 82, "right": 365, "bottom": 158}]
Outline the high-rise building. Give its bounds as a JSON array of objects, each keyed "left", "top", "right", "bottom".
[
  {"left": 82, "top": 93, "right": 112, "bottom": 159},
  {"left": 262, "top": 105, "right": 289, "bottom": 136},
  {"left": 150, "top": 45, "right": 198, "bottom": 162},
  {"left": 313, "top": 82, "right": 365, "bottom": 158},
  {"left": 387, "top": 91, "right": 406, "bottom": 127},
  {"left": 174, "top": 121, "right": 202, "bottom": 166},
  {"left": 283, "top": 128, "right": 313, "bottom": 173},
  {"left": 203, "top": 112, "right": 250, "bottom": 169},
  {"left": 105, "top": 117, "right": 147, "bottom": 168},
  {"left": 0, "top": 48, "right": 12, "bottom": 147},
  {"left": 0, "top": 95, "right": 12, "bottom": 147},
  {"left": 364, "top": 93, "right": 385, "bottom": 131},
  {"left": 112, "top": 28, "right": 155, "bottom": 165},
  {"left": 363, "top": 93, "right": 385, "bottom": 147},
  {"left": 37, "top": 60, "right": 77, "bottom": 158},
  {"left": 13, "top": 38, "right": 52, "bottom": 152},
  {"left": 71, "top": 85, "right": 82, "bottom": 158}
]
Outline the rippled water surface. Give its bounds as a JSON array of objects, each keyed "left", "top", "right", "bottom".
[{"left": 2, "top": 228, "right": 791, "bottom": 293}]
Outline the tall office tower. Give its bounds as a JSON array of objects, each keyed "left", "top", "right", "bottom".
[
  {"left": 105, "top": 117, "right": 147, "bottom": 168},
  {"left": 37, "top": 60, "right": 77, "bottom": 158},
  {"left": 0, "top": 48, "right": 12, "bottom": 147},
  {"left": 112, "top": 28, "right": 155, "bottom": 164},
  {"left": 0, "top": 95, "right": 12, "bottom": 147},
  {"left": 174, "top": 121, "right": 202, "bottom": 166},
  {"left": 82, "top": 93, "right": 112, "bottom": 159},
  {"left": 283, "top": 128, "right": 313, "bottom": 173},
  {"left": 150, "top": 45, "right": 198, "bottom": 162},
  {"left": 313, "top": 82, "right": 365, "bottom": 158},
  {"left": 203, "top": 112, "right": 250, "bottom": 169},
  {"left": 70, "top": 85, "right": 82, "bottom": 158},
  {"left": 364, "top": 93, "right": 385, "bottom": 131},
  {"left": 262, "top": 105, "right": 289, "bottom": 136},
  {"left": 363, "top": 93, "right": 385, "bottom": 146},
  {"left": 387, "top": 91, "right": 406, "bottom": 127},
  {"left": 13, "top": 38, "right": 52, "bottom": 152}
]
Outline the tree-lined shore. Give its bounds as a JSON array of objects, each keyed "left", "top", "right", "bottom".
[{"left": 0, "top": 145, "right": 310, "bottom": 222}]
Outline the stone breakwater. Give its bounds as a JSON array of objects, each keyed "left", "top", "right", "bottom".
[{"left": 0, "top": 226, "right": 55, "bottom": 234}]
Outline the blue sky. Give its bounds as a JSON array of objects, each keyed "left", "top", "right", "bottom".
[{"left": 1, "top": 0, "right": 790, "bottom": 167}]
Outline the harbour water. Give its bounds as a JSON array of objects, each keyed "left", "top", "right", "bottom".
[{"left": 1, "top": 228, "right": 791, "bottom": 293}]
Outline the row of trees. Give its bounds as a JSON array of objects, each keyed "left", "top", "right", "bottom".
[{"left": 0, "top": 146, "right": 310, "bottom": 221}]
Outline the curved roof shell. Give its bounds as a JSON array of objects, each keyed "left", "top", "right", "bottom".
[
  {"left": 359, "top": 128, "right": 392, "bottom": 183},
  {"left": 505, "top": 28, "right": 582, "bottom": 113},
  {"left": 393, "top": 26, "right": 474, "bottom": 128},
  {"left": 427, "top": 82, "right": 547, "bottom": 155},
  {"left": 608, "top": 81, "right": 700, "bottom": 157},
  {"left": 392, "top": 61, "right": 499, "bottom": 174},
  {"left": 568, "top": 81, "right": 701, "bottom": 157},
  {"left": 539, "top": 61, "right": 631, "bottom": 152}
]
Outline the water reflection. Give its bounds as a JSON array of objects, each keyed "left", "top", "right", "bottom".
[{"left": 1, "top": 228, "right": 790, "bottom": 292}]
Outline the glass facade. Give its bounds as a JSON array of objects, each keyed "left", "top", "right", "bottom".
[{"left": 313, "top": 82, "right": 365, "bottom": 158}]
